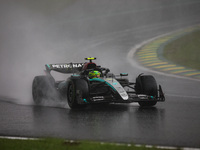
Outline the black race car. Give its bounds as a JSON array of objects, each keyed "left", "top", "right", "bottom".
[{"left": 32, "top": 57, "right": 165, "bottom": 109}]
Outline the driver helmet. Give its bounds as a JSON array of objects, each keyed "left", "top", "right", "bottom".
[{"left": 88, "top": 70, "right": 101, "bottom": 79}]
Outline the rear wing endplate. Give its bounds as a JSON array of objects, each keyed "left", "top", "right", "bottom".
[{"left": 45, "top": 63, "right": 84, "bottom": 74}]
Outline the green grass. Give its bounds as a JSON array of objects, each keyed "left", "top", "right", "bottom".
[
  {"left": 163, "top": 30, "right": 200, "bottom": 70},
  {"left": 0, "top": 138, "right": 174, "bottom": 150}
]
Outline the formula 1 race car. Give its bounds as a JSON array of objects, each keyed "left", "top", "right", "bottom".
[{"left": 32, "top": 57, "right": 165, "bottom": 109}]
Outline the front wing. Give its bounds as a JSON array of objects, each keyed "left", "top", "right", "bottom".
[{"left": 87, "top": 85, "right": 165, "bottom": 104}]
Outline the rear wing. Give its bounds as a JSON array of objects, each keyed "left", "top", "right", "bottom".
[{"left": 45, "top": 63, "right": 84, "bottom": 74}]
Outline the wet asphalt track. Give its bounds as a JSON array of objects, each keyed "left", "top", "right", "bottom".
[{"left": 0, "top": 0, "right": 200, "bottom": 148}]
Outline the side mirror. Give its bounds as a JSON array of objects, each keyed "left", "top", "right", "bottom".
[{"left": 105, "top": 69, "right": 110, "bottom": 74}]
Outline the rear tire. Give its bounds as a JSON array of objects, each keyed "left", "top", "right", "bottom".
[
  {"left": 32, "top": 76, "right": 55, "bottom": 105},
  {"left": 135, "top": 75, "right": 158, "bottom": 107}
]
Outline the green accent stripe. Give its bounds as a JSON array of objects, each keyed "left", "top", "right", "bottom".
[{"left": 47, "top": 64, "right": 51, "bottom": 69}]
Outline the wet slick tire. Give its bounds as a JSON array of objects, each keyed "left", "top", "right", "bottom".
[
  {"left": 32, "top": 76, "right": 55, "bottom": 105},
  {"left": 67, "top": 79, "right": 89, "bottom": 109},
  {"left": 136, "top": 75, "right": 158, "bottom": 107}
]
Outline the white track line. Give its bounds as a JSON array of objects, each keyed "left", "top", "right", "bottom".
[{"left": 0, "top": 136, "right": 199, "bottom": 150}]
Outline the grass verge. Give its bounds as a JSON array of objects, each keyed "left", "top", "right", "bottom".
[
  {"left": 0, "top": 138, "right": 174, "bottom": 150},
  {"left": 163, "top": 30, "right": 200, "bottom": 70}
]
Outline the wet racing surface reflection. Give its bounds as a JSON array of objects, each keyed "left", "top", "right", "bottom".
[{"left": 0, "top": 96, "right": 200, "bottom": 148}]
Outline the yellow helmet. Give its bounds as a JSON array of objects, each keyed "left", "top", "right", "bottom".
[{"left": 88, "top": 70, "right": 101, "bottom": 79}]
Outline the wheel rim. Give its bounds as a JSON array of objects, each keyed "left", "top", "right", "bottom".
[{"left": 68, "top": 84, "right": 74, "bottom": 104}]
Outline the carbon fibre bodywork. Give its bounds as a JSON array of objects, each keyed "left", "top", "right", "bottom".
[{"left": 32, "top": 58, "right": 165, "bottom": 108}]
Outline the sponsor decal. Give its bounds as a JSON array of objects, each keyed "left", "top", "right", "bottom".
[
  {"left": 105, "top": 78, "right": 113, "bottom": 81},
  {"left": 138, "top": 94, "right": 148, "bottom": 99},
  {"left": 116, "top": 87, "right": 126, "bottom": 93},
  {"left": 121, "top": 93, "right": 128, "bottom": 97},
  {"left": 92, "top": 96, "right": 104, "bottom": 101},
  {"left": 51, "top": 63, "right": 83, "bottom": 69},
  {"left": 105, "top": 78, "right": 128, "bottom": 100}
]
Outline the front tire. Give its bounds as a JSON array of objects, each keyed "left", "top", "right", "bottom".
[
  {"left": 135, "top": 75, "right": 158, "bottom": 107},
  {"left": 67, "top": 79, "right": 89, "bottom": 109}
]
